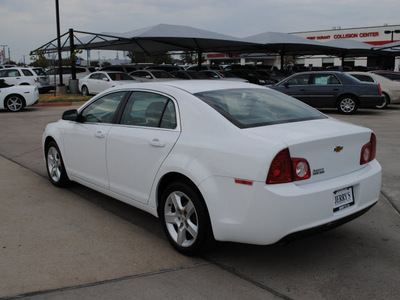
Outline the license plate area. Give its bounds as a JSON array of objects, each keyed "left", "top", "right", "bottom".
[{"left": 333, "top": 186, "right": 354, "bottom": 212}]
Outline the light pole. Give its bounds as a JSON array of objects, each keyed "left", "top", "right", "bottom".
[
  {"left": 384, "top": 30, "right": 400, "bottom": 42},
  {"left": 55, "top": 0, "right": 64, "bottom": 87}
]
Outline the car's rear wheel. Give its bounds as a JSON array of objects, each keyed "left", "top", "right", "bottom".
[
  {"left": 46, "top": 141, "right": 70, "bottom": 187},
  {"left": 81, "top": 85, "right": 89, "bottom": 96},
  {"left": 159, "top": 181, "right": 214, "bottom": 256},
  {"left": 375, "top": 93, "right": 389, "bottom": 109},
  {"left": 338, "top": 96, "right": 358, "bottom": 114},
  {"left": 5, "top": 95, "right": 25, "bottom": 112}
]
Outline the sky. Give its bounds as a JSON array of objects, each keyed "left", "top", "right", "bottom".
[{"left": 1, "top": 0, "right": 399, "bottom": 64}]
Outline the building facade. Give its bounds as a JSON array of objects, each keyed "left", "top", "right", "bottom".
[{"left": 291, "top": 24, "right": 400, "bottom": 70}]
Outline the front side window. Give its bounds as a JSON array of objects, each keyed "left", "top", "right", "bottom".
[
  {"left": 108, "top": 72, "right": 133, "bottom": 81},
  {"left": 286, "top": 74, "right": 310, "bottom": 85},
  {"left": 0, "top": 69, "right": 21, "bottom": 77},
  {"left": 120, "top": 92, "right": 177, "bottom": 129},
  {"left": 89, "top": 73, "right": 100, "bottom": 80},
  {"left": 81, "top": 92, "right": 126, "bottom": 124},
  {"left": 196, "top": 88, "right": 325, "bottom": 128}
]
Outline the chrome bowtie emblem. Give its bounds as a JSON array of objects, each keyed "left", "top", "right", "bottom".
[{"left": 334, "top": 145, "right": 344, "bottom": 153}]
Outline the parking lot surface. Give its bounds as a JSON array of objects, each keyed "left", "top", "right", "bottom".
[{"left": 0, "top": 103, "right": 399, "bottom": 299}]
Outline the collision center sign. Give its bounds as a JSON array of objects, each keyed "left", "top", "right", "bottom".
[{"left": 306, "top": 31, "right": 380, "bottom": 41}]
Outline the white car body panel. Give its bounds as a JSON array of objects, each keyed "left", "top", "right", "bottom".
[
  {"left": 43, "top": 80, "right": 382, "bottom": 245},
  {"left": 79, "top": 72, "right": 137, "bottom": 95},
  {"left": 0, "top": 85, "right": 39, "bottom": 110}
]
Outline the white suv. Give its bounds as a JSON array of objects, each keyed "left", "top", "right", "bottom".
[{"left": 0, "top": 67, "right": 51, "bottom": 93}]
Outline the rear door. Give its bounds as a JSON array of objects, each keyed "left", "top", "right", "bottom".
[
  {"left": 107, "top": 91, "right": 180, "bottom": 204},
  {"left": 307, "top": 73, "right": 343, "bottom": 107}
]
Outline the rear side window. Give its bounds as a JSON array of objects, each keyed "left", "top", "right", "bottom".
[
  {"left": 313, "top": 74, "right": 340, "bottom": 85},
  {"left": 286, "top": 74, "right": 310, "bottom": 85},
  {"left": 196, "top": 88, "right": 325, "bottom": 128},
  {"left": 120, "top": 92, "right": 177, "bottom": 129},
  {"left": 351, "top": 74, "right": 375, "bottom": 83},
  {"left": 22, "top": 69, "right": 34, "bottom": 76}
]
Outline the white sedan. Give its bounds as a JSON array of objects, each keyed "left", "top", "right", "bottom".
[
  {"left": 42, "top": 80, "right": 381, "bottom": 255},
  {"left": 79, "top": 71, "right": 137, "bottom": 95},
  {"left": 348, "top": 71, "right": 400, "bottom": 108},
  {"left": 0, "top": 80, "right": 39, "bottom": 112}
]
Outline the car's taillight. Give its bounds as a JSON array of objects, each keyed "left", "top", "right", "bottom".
[
  {"left": 360, "top": 133, "right": 376, "bottom": 165},
  {"left": 266, "top": 148, "right": 311, "bottom": 184},
  {"left": 377, "top": 84, "right": 382, "bottom": 95}
]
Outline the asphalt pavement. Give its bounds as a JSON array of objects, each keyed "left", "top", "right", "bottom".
[{"left": 0, "top": 103, "right": 399, "bottom": 300}]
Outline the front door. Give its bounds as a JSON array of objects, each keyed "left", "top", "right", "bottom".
[
  {"left": 63, "top": 91, "right": 127, "bottom": 188},
  {"left": 107, "top": 91, "right": 180, "bottom": 204}
]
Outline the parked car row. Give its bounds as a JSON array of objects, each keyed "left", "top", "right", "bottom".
[{"left": 0, "top": 67, "right": 52, "bottom": 93}]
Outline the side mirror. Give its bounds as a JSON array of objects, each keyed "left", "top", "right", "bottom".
[
  {"left": 284, "top": 82, "right": 290, "bottom": 88},
  {"left": 102, "top": 78, "right": 109, "bottom": 81},
  {"left": 62, "top": 109, "right": 79, "bottom": 121}
]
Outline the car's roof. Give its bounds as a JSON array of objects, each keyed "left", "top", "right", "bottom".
[
  {"left": 115, "top": 80, "right": 260, "bottom": 94},
  {"left": 293, "top": 71, "right": 344, "bottom": 75}
]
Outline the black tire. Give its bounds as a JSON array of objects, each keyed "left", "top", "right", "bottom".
[
  {"left": 5, "top": 95, "right": 25, "bottom": 112},
  {"left": 337, "top": 96, "right": 358, "bottom": 114},
  {"left": 81, "top": 85, "right": 89, "bottom": 96},
  {"left": 159, "top": 181, "right": 214, "bottom": 256},
  {"left": 375, "top": 93, "right": 389, "bottom": 109},
  {"left": 45, "top": 141, "right": 70, "bottom": 187}
]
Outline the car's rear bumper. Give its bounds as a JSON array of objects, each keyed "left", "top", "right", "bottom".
[
  {"left": 199, "top": 160, "right": 382, "bottom": 245},
  {"left": 359, "top": 95, "right": 385, "bottom": 108}
]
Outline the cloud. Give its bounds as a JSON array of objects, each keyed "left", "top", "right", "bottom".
[{"left": 1, "top": 0, "right": 399, "bottom": 63}]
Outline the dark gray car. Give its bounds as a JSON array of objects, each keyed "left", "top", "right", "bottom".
[{"left": 270, "top": 71, "right": 385, "bottom": 114}]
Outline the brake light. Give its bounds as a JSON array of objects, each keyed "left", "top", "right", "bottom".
[
  {"left": 360, "top": 133, "right": 376, "bottom": 165},
  {"left": 377, "top": 84, "right": 382, "bottom": 95},
  {"left": 266, "top": 148, "right": 311, "bottom": 184}
]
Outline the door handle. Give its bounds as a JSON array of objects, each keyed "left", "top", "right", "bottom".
[
  {"left": 95, "top": 130, "right": 105, "bottom": 138},
  {"left": 150, "top": 138, "right": 165, "bottom": 147}
]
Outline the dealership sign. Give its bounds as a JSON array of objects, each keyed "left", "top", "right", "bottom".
[
  {"left": 293, "top": 25, "right": 400, "bottom": 46},
  {"left": 306, "top": 31, "right": 380, "bottom": 42}
]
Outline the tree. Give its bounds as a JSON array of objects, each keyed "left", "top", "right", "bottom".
[
  {"left": 90, "top": 60, "right": 100, "bottom": 68},
  {"left": 30, "top": 50, "right": 51, "bottom": 68},
  {"left": 101, "top": 61, "right": 112, "bottom": 68},
  {"left": 180, "top": 51, "right": 197, "bottom": 65},
  {"left": 127, "top": 51, "right": 173, "bottom": 64},
  {"left": 128, "top": 51, "right": 148, "bottom": 63}
]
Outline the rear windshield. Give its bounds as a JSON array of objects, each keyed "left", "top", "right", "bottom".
[{"left": 195, "top": 88, "right": 326, "bottom": 128}]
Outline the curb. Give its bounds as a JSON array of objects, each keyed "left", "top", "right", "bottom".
[{"left": 34, "top": 102, "right": 73, "bottom": 108}]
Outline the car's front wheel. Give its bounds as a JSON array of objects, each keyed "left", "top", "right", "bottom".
[
  {"left": 5, "top": 95, "right": 25, "bottom": 112},
  {"left": 337, "top": 96, "right": 358, "bottom": 114},
  {"left": 159, "top": 181, "right": 214, "bottom": 256},
  {"left": 45, "top": 141, "right": 70, "bottom": 187}
]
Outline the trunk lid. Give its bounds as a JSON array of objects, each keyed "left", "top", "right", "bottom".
[{"left": 246, "top": 118, "right": 373, "bottom": 184}]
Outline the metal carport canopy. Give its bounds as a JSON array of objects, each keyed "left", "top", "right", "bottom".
[
  {"left": 241, "top": 31, "right": 340, "bottom": 68},
  {"left": 31, "top": 24, "right": 261, "bottom": 59}
]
